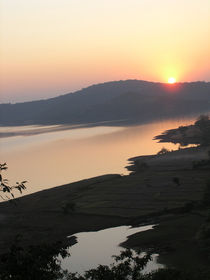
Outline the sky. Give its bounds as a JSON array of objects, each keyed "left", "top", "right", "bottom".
[{"left": 0, "top": 0, "right": 210, "bottom": 103}]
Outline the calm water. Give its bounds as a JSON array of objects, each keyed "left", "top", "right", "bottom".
[
  {"left": 0, "top": 119, "right": 194, "bottom": 272},
  {"left": 61, "top": 224, "right": 164, "bottom": 275},
  {"left": 0, "top": 117, "right": 195, "bottom": 196}
]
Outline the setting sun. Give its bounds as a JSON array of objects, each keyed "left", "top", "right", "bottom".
[{"left": 168, "top": 77, "right": 176, "bottom": 84}]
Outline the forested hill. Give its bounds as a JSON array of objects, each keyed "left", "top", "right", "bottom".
[{"left": 0, "top": 80, "right": 210, "bottom": 126}]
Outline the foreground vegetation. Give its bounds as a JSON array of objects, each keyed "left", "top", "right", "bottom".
[
  {"left": 1, "top": 243, "right": 210, "bottom": 280},
  {"left": 0, "top": 163, "right": 27, "bottom": 202}
]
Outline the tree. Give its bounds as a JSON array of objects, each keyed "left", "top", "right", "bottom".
[
  {"left": 1, "top": 242, "right": 209, "bottom": 280},
  {"left": 154, "top": 115, "right": 210, "bottom": 147},
  {"left": 0, "top": 239, "right": 70, "bottom": 280},
  {"left": 195, "top": 115, "right": 209, "bottom": 128},
  {"left": 172, "top": 177, "right": 180, "bottom": 186},
  {"left": 0, "top": 163, "right": 27, "bottom": 202},
  {"left": 157, "top": 147, "right": 169, "bottom": 155},
  {"left": 0, "top": 244, "right": 151, "bottom": 280}
]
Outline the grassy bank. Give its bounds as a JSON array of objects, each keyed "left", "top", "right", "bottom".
[{"left": 0, "top": 145, "right": 209, "bottom": 271}]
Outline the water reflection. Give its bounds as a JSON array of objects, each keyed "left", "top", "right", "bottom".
[
  {"left": 61, "top": 225, "right": 164, "bottom": 274},
  {"left": 0, "top": 117, "right": 195, "bottom": 196}
]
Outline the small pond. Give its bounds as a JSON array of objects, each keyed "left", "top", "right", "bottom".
[{"left": 61, "top": 224, "right": 164, "bottom": 275}]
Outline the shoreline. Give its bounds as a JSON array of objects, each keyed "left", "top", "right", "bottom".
[
  {"left": 0, "top": 146, "right": 210, "bottom": 270},
  {"left": 0, "top": 112, "right": 201, "bottom": 139}
]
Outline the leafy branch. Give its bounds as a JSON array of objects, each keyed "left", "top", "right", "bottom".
[{"left": 0, "top": 163, "right": 27, "bottom": 201}]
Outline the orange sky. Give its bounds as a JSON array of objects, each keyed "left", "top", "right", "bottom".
[{"left": 0, "top": 0, "right": 210, "bottom": 102}]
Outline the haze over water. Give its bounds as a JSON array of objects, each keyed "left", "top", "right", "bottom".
[{"left": 0, "top": 117, "right": 195, "bottom": 197}]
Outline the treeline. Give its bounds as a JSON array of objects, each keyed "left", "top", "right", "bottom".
[
  {"left": 154, "top": 115, "right": 210, "bottom": 147},
  {"left": 1, "top": 80, "right": 210, "bottom": 126}
]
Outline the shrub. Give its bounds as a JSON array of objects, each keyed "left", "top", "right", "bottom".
[
  {"left": 61, "top": 201, "right": 76, "bottom": 214},
  {"left": 157, "top": 147, "right": 170, "bottom": 155}
]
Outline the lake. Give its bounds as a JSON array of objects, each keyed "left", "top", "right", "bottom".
[
  {"left": 61, "top": 224, "right": 164, "bottom": 275},
  {"left": 0, "top": 117, "right": 197, "bottom": 273},
  {"left": 0, "top": 117, "right": 195, "bottom": 197}
]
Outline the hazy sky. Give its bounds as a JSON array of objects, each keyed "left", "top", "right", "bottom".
[{"left": 1, "top": 0, "right": 210, "bottom": 103}]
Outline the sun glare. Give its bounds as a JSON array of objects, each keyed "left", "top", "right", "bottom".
[{"left": 168, "top": 77, "right": 176, "bottom": 84}]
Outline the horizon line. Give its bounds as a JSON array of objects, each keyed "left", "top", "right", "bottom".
[{"left": 1, "top": 78, "right": 210, "bottom": 105}]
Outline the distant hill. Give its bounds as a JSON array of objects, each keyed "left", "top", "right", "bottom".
[{"left": 0, "top": 80, "right": 210, "bottom": 126}]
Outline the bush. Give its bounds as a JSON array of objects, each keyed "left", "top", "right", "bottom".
[
  {"left": 172, "top": 177, "right": 180, "bottom": 186},
  {"left": 61, "top": 201, "right": 76, "bottom": 214},
  {"left": 1, "top": 241, "right": 210, "bottom": 280},
  {"left": 157, "top": 147, "right": 170, "bottom": 155},
  {"left": 0, "top": 239, "right": 69, "bottom": 280},
  {"left": 136, "top": 161, "right": 149, "bottom": 171}
]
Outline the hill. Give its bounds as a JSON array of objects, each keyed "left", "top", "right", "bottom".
[{"left": 0, "top": 80, "right": 210, "bottom": 126}]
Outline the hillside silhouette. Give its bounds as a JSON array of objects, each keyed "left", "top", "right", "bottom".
[{"left": 0, "top": 80, "right": 210, "bottom": 126}]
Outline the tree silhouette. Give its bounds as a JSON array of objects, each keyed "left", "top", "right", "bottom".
[
  {"left": 154, "top": 115, "right": 210, "bottom": 147},
  {"left": 1, "top": 242, "right": 209, "bottom": 280},
  {"left": 157, "top": 147, "right": 170, "bottom": 155},
  {"left": 0, "top": 163, "right": 27, "bottom": 201}
]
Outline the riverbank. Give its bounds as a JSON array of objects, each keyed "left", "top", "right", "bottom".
[
  {"left": 0, "top": 145, "right": 209, "bottom": 271},
  {"left": 124, "top": 145, "right": 210, "bottom": 270}
]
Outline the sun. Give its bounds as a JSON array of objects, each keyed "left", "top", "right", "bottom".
[{"left": 168, "top": 77, "right": 176, "bottom": 84}]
